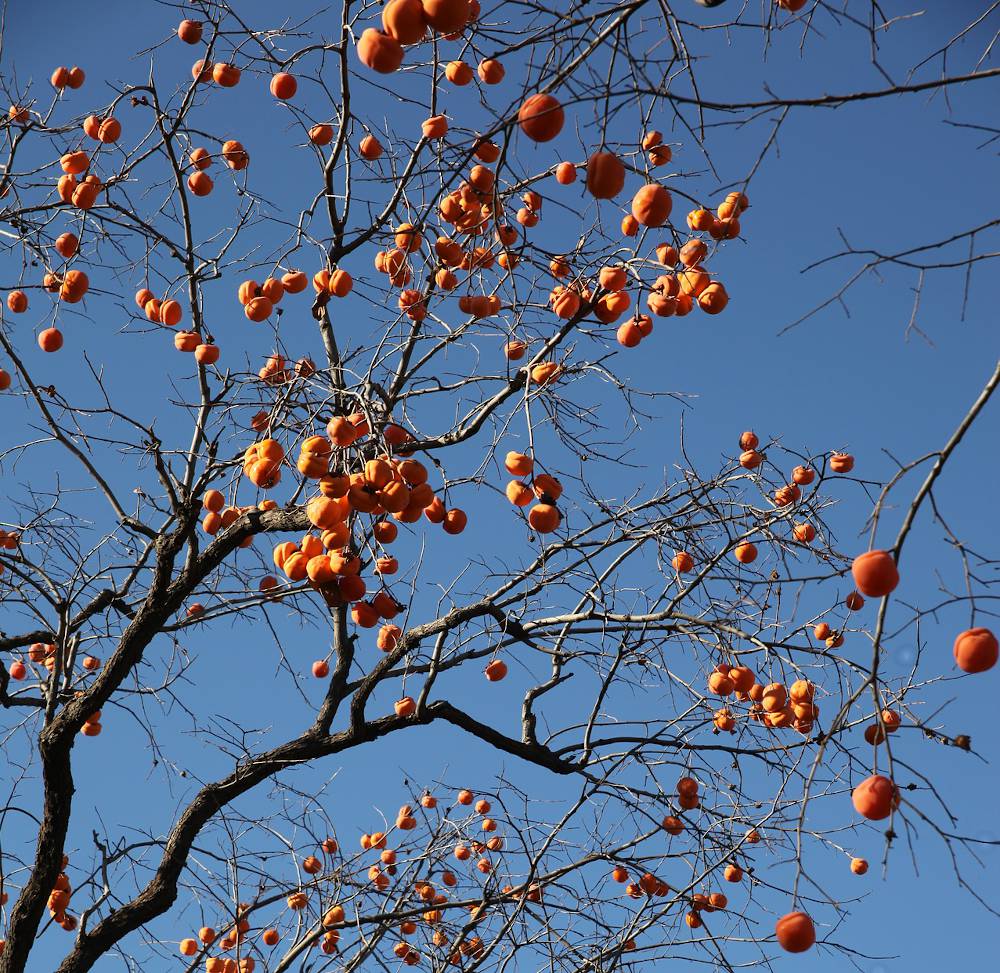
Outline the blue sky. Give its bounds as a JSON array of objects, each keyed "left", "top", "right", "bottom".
[{"left": 1, "top": 1, "right": 998, "bottom": 970}]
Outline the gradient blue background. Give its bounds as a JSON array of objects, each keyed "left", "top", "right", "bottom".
[{"left": 1, "top": 1, "right": 997, "bottom": 970}]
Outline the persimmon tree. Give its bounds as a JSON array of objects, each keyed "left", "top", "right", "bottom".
[{"left": 1, "top": 1, "right": 998, "bottom": 971}]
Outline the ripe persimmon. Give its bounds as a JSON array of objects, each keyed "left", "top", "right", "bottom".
[
  {"left": 844, "top": 591, "right": 865, "bottom": 611},
  {"left": 793, "top": 523, "right": 815, "bottom": 543},
  {"left": 851, "top": 774, "right": 899, "bottom": 820},
  {"left": 38, "top": 328, "right": 64, "bottom": 353},
  {"left": 528, "top": 503, "right": 560, "bottom": 533},
  {"left": 631, "top": 184, "right": 672, "bottom": 227},
  {"left": 851, "top": 550, "right": 899, "bottom": 599},
  {"left": 177, "top": 19, "right": 203, "bottom": 43},
  {"left": 953, "top": 627, "right": 998, "bottom": 673},
  {"left": 585, "top": 152, "right": 625, "bottom": 199},
  {"left": 555, "top": 161, "right": 576, "bottom": 184},
  {"left": 6, "top": 291, "right": 27, "bottom": 313},
  {"left": 422, "top": 0, "right": 470, "bottom": 33},
  {"left": 484, "top": 659, "right": 507, "bottom": 681},
  {"left": 383, "top": 0, "right": 427, "bottom": 43},
  {"left": 775, "top": 911, "right": 815, "bottom": 953},
  {"left": 360, "top": 135, "right": 383, "bottom": 160}
]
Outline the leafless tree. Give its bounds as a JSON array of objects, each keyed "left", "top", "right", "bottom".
[{"left": 1, "top": 2, "right": 998, "bottom": 971}]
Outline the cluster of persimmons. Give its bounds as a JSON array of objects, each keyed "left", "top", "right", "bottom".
[
  {"left": 159, "top": 771, "right": 902, "bottom": 967},
  {"left": 665, "top": 432, "right": 997, "bottom": 952},
  {"left": 3, "top": 0, "right": 750, "bottom": 367},
  {"left": 0, "top": 0, "right": 995, "bottom": 966},
  {"left": 170, "top": 788, "right": 534, "bottom": 970}
]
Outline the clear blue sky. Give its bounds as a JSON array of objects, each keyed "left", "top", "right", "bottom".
[{"left": 2, "top": 2, "right": 998, "bottom": 970}]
